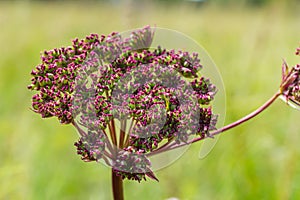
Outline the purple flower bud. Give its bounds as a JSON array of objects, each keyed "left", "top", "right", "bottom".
[{"left": 280, "top": 46, "right": 300, "bottom": 108}]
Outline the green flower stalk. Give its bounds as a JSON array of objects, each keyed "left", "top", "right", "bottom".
[{"left": 28, "top": 26, "right": 299, "bottom": 200}]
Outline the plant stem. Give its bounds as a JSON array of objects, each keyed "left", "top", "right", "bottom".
[
  {"left": 205, "top": 90, "right": 281, "bottom": 137},
  {"left": 124, "top": 119, "right": 137, "bottom": 147},
  {"left": 119, "top": 119, "right": 126, "bottom": 149},
  {"left": 149, "top": 90, "right": 282, "bottom": 156},
  {"left": 112, "top": 168, "right": 124, "bottom": 200},
  {"left": 108, "top": 118, "right": 117, "bottom": 146}
]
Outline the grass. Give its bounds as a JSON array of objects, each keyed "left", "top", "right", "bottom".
[{"left": 0, "top": 1, "right": 299, "bottom": 199}]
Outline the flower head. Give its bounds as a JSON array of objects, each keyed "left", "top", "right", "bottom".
[
  {"left": 280, "top": 46, "right": 300, "bottom": 108},
  {"left": 28, "top": 26, "right": 218, "bottom": 182}
]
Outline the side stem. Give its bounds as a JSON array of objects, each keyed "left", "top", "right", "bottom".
[
  {"left": 149, "top": 90, "right": 282, "bottom": 156},
  {"left": 208, "top": 91, "right": 281, "bottom": 137}
]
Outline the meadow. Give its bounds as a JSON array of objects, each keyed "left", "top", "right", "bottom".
[{"left": 0, "top": 1, "right": 300, "bottom": 199}]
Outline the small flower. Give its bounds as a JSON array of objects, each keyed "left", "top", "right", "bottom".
[{"left": 280, "top": 46, "right": 300, "bottom": 108}]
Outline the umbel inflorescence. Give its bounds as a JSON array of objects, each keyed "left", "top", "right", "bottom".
[
  {"left": 28, "top": 26, "right": 218, "bottom": 182},
  {"left": 27, "top": 25, "right": 300, "bottom": 184},
  {"left": 28, "top": 26, "right": 300, "bottom": 200}
]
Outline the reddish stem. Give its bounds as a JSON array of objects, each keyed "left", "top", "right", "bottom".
[
  {"left": 149, "top": 91, "right": 282, "bottom": 156},
  {"left": 119, "top": 119, "right": 126, "bottom": 149},
  {"left": 205, "top": 91, "right": 281, "bottom": 137},
  {"left": 112, "top": 168, "right": 124, "bottom": 200}
]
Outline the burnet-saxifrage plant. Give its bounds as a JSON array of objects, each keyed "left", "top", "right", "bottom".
[{"left": 28, "top": 26, "right": 300, "bottom": 200}]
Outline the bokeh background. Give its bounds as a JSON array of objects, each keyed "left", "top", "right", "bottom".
[{"left": 1, "top": 0, "right": 300, "bottom": 199}]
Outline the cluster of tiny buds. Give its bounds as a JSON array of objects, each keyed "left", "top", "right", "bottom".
[
  {"left": 289, "top": 55, "right": 300, "bottom": 104},
  {"left": 28, "top": 26, "right": 218, "bottom": 182},
  {"left": 28, "top": 34, "right": 101, "bottom": 123},
  {"left": 74, "top": 131, "right": 105, "bottom": 162},
  {"left": 112, "top": 146, "right": 158, "bottom": 182},
  {"left": 280, "top": 45, "right": 300, "bottom": 106}
]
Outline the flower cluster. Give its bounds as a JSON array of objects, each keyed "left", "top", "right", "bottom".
[
  {"left": 28, "top": 34, "right": 102, "bottom": 123},
  {"left": 74, "top": 130, "right": 107, "bottom": 162},
  {"left": 128, "top": 83, "right": 181, "bottom": 152},
  {"left": 113, "top": 146, "right": 158, "bottom": 182},
  {"left": 280, "top": 46, "right": 300, "bottom": 107},
  {"left": 28, "top": 26, "right": 218, "bottom": 182}
]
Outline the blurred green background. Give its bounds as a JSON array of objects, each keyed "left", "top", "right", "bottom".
[{"left": 1, "top": 0, "right": 300, "bottom": 199}]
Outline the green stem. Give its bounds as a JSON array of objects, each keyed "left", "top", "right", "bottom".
[{"left": 112, "top": 168, "right": 124, "bottom": 200}]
